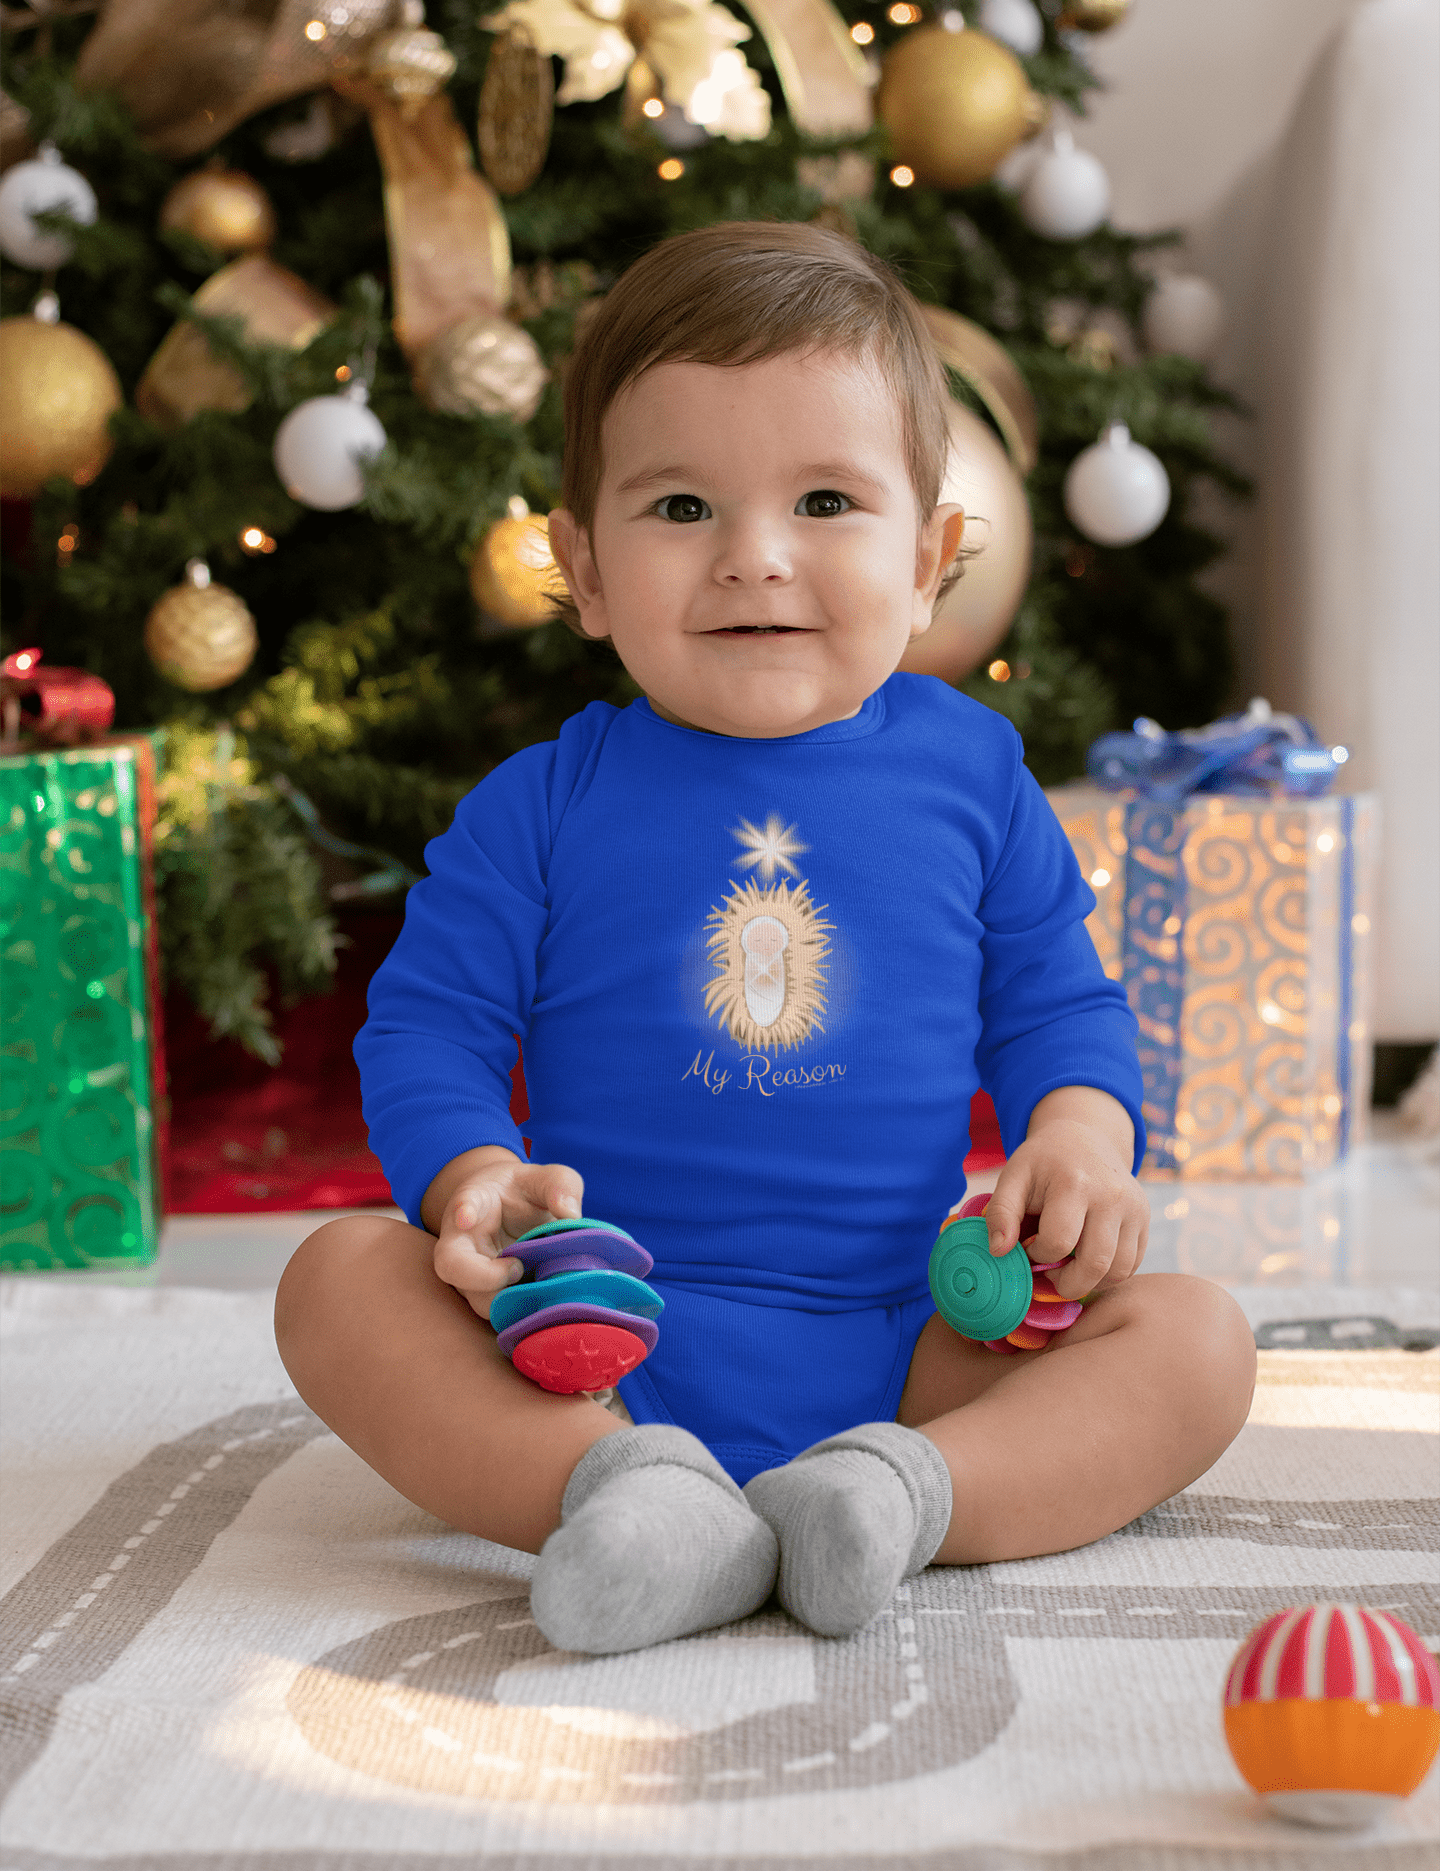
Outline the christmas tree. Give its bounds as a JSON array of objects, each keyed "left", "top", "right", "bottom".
[{"left": 0, "top": 0, "right": 1243, "bottom": 1058}]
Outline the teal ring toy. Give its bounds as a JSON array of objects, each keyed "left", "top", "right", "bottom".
[{"left": 928, "top": 1216, "right": 1034, "bottom": 1343}]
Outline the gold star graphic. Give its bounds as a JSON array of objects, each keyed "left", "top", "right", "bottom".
[{"left": 731, "top": 814, "right": 807, "bottom": 881}]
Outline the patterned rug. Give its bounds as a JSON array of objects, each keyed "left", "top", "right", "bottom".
[{"left": 1, "top": 1281, "right": 1436, "bottom": 1870}]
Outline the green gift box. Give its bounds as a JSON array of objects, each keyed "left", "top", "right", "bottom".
[{"left": 1, "top": 738, "right": 165, "bottom": 1269}]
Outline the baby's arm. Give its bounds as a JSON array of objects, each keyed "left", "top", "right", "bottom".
[
  {"left": 982, "top": 1086, "right": 1148, "bottom": 1301},
  {"left": 423, "top": 1146, "right": 585, "bottom": 1320}
]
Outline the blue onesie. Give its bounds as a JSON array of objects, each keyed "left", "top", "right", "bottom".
[{"left": 356, "top": 674, "right": 1144, "bottom": 1485}]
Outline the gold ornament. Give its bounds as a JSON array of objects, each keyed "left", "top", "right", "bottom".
[
  {"left": 159, "top": 166, "right": 277, "bottom": 256},
  {"left": 1057, "top": 0, "right": 1131, "bottom": 31},
  {"left": 365, "top": 0, "right": 458, "bottom": 115},
  {"left": 144, "top": 559, "right": 258, "bottom": 692},
  {"left": 899, "top": 400, "right": 1031, "bottom": 684},
  {"left": 135, "top": 256, "right": 336, "bottom": 430},
  {"left": 478, "top": 24, "right": 554, "bottom": 196},
  {"left": 0, "top": 307, "right": 122, "bottom": 498},
  {"left": 917, "top": 303, "right": 1039, "bottom": 474},
  {"left": 877, "top": 25, "right": 1034, "bottom": 191},
  {"left": 416, "top": 312, "right": 549, "bottom": 420},
  {"left": 469, "top": 505, "right": 563, "bottom": 627}
]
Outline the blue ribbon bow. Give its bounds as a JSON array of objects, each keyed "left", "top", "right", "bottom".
[{"left": 1087, "top": 699, "right": 1347, "bottom": 803}]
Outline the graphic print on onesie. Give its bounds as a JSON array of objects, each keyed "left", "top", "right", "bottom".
[
  {"left": 706, "top": 815, "right": 832, "bottom": 1049},
  {"left": 681, "top": 812, "right": 859, "bottom": 1104}
]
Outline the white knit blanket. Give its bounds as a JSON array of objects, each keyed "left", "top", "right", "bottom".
[{"left": 1, "top": 1281, "right": 1436, "bottom": 1870}]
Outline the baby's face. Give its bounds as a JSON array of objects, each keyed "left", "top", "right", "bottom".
[{"left": 549, "top": 350, "right": 962, "bottom": 738}]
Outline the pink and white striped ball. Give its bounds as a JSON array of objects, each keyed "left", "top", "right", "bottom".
[{"left": 1224, "top": 1602, "right": 1440, "bottom": 1828}]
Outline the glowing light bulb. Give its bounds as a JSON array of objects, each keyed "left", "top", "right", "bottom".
[
  {"left": 1089, "top": 868, "right": 1110, "bottom": 888},
  {"left": 850, "top": 20, "right": 875, "bottom": 42},
  {"left": 642, "top": 96, "right": 665, "bottom": 118},
  {"left": 305, "top": 18, "right": 327, "bottom": 40},
  {"left": 988, "top": 659, "right": 1011, "bottom": 682},
  {"left": 887, "top": 3, "right": 922, "bottom": 21},
  {"left": 658, "top": 158, "right": 685, "bottom": 181},
  {"left": 335, "top": 364, "right": 352, "bottom": 382},
  {"left": 889, "top": 164, "right": 915, "bottom": 188}
]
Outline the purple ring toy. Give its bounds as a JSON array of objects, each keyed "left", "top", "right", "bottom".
[{"left": 494, "top": 1303, "right": 660, "bottom": 1360}]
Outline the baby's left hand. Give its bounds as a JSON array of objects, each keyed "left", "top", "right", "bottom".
[{"left": 982, "top": 1086, "right": 1149, "bottom": 1302}]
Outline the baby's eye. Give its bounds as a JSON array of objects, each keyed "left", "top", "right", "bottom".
[
  {"left": 656, "top": 494, "right": 711, "bottom": 523},
  {"left": 797, "top": 490, "right": 851, "bottom": 518}
]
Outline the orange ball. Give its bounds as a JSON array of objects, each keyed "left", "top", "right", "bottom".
[{"left": 1223, "top": 1604, "right": 1440, "bottom": 1829}]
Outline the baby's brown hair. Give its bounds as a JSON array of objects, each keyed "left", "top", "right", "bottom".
[{"left": 552, "top": 220, "right": 957, "bottom": 634}]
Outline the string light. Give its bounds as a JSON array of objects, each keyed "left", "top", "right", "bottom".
[
  {"left": 642, "top": 96, "right": 665, "bottom": 118},
  {"left": 304, "top": 17, "right": 326, "bottom": 39},
  {"left": 11, "top": 649, "right": 37, "bottom": 672},
  {"left": 658, "top": 157, "right": 685, "bottom": 181},
  {"left": 1089, "top": 868, "right": 1110, "bottom": 888},
  {"left": 56, "top": 523, "right": 79, "bottom": 564},
  {"left": 988, "top": 659, "right": 1011, "bottom": 682},
  {"left": 889, "top": 165, "right": 915, "bottom": 188},
  {"left": 850, "top": 20, "right": 875, "bottom": 42},
  {"left": 239, "top": 526, "right": 278, "bottom": 555},
  {"left": 335, "top": 363, "right": 353, "bottom": 382},
  {"left": 887, "top": 3, "right": 922, "bottom": 22}
]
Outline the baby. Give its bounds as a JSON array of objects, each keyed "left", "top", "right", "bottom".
[{"left": 275, "top": 221, "right": 1255, "bottom": 1657}]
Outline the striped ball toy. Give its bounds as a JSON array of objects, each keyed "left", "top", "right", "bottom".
[{"left": 1224, "top": 1602, "right": 1440, "bottom": 1829}]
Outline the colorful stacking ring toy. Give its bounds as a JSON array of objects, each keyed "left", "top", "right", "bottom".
[
  {"left": 928, "top": 1193, "right": 1088, "bottom": 1354},
  {"left": 492, "top": 1217, "right": 663, "bottom": 1394}
]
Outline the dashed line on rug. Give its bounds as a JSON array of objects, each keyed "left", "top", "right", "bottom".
[{"left": 1, "top": 1419, "right": 305, "bottom": 1682}]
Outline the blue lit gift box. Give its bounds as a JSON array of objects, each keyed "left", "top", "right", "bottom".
[{"left": 1047, "top": 703, "right": 1378, "bottom": 1181}]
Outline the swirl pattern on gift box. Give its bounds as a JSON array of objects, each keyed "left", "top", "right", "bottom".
[
  {"left": 0, "top": 743, "right": 161, "bottom": 1269},
  {"left": 1053, "top": 774, "right": 1374, "bottom": 1184}
]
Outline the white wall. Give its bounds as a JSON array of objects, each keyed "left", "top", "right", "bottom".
[{"left": 1069, "top": 0, "right": 1439, "bottom": 1040}]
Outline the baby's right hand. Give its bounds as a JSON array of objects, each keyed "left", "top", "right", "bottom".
[{"left": 426, "top": 1145, "right": 585, "bottom": 1322}]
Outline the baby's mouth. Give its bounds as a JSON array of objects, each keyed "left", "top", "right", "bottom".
[{"left": 708, "top": 625, "right": 807, "bottom": 635}]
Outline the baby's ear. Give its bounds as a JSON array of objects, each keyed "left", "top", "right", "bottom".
[
  {"left": 911, "top": 503, "right": 965, "bottom": 634},
  {"left": 547, "top": 509, "right": 609, "bottom": 638}
]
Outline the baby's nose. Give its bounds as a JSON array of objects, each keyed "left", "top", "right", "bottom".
[{"left": 711, "top": 519, "right": 792, "bottom": 585}]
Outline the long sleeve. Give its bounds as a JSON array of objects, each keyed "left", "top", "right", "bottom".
[
  {"left": 354, "top": 741, "right": 557, "bottom": 1225},
  {"left": 974, "top": 756, "right": 1145, "bottom": 1171}
]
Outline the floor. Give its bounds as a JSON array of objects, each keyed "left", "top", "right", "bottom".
[{"left": 28, "top": 1115, "right": 1440, "bottom": 1316}]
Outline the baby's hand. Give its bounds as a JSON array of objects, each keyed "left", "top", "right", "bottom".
[
  {"left": 983, "top": 1087, "right": 1148, "bottom": 1302},
  {"left": 425, "top": 1145, "right": 584, "bottom": 1322}
]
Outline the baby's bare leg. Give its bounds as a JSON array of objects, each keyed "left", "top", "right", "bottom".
[
  {"left": 898, "top": 1272, "right": 1256, "bottom": 1565},
  {"left": 274, "top": 1213, "right": 620, "bottom": 1553},
  {"left": 276, "top": 1214, "right": 780, "bottom": 1651}
]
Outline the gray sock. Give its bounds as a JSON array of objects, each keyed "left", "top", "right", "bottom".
[
  {"left": 743, "top": 1422, "right": 952, "bottom": 1638},
  {"left": 530, "top": 1424, "right": 779, "bottom": 1654}
]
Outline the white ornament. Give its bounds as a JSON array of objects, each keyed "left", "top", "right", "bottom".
[
  {"left": 1142, "top": 272, "right": 1226, "bottom": 362},
  {"left": 1019, "top": 129, "right": 1110, "bottom": 239},
  {"left": 1063, "top": 422, "right": 1170, "bottom": 546},
  {"left": 273, "top": 384, "right": 387, "bottom": 511},
  {"left": 0, "top": 143, "right": 97, "bottom": 271},
  {"left": 976, "top": 0, "right": 1043, "bottom": 57}
]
